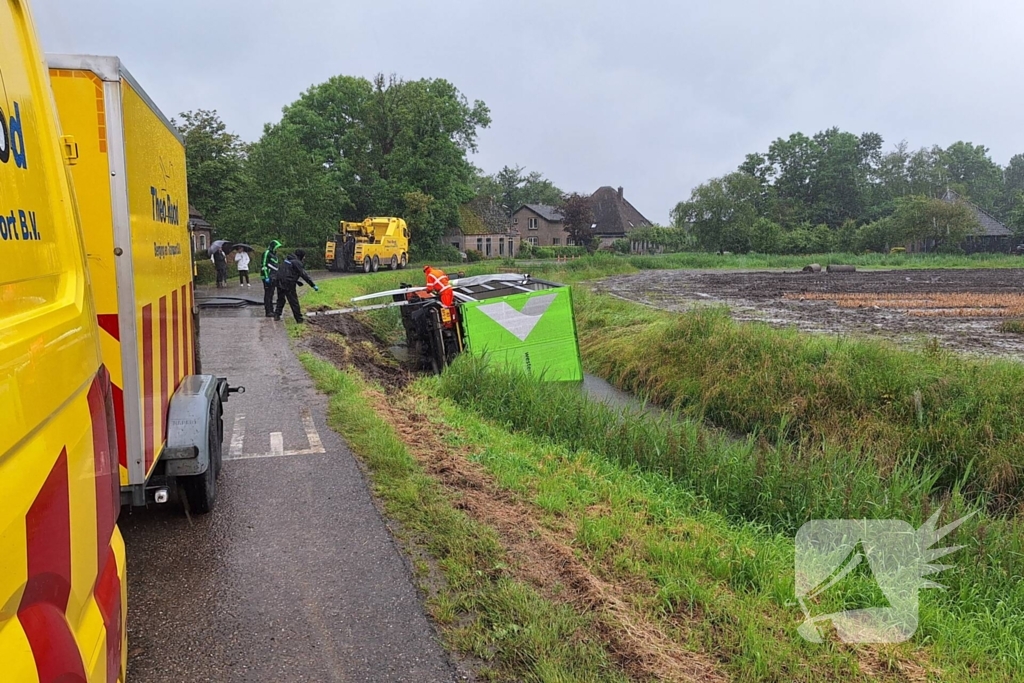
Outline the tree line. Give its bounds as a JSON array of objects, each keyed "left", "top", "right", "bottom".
[
  {"left": 672, "top": 129, "right": 1024, "bottom": 254},
  {"left": 178, "top": 74, "right": 565, "bottom": 257}
]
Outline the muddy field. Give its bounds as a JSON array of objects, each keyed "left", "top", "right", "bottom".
[{"left": 593, "top": 268, "right": 1024, "bottom": 359}]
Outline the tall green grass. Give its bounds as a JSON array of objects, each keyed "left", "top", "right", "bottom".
[
  {"left": 437, "top": 358, "right": 1024, "bottom": 678},
  {"left": 575, "top": 291, "right": 1024, "bottom": 508}
]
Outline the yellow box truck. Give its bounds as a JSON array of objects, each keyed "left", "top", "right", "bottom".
[
  {"left": 47, "top": 53, "right": 240, "bottom": 513},
  {"left": 2, "top": 6, "right": 241, "bottom": 676},
  {"left": 1, "top": 3, "right": 127, "bottom": 681}
]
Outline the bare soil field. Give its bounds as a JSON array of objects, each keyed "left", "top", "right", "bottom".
[{"left": 593, "top": 268, "right": 1024, "bottom": 359}]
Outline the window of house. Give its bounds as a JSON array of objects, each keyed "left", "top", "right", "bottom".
[
  {"left": 451, "top": 242, "right": 460, "bottom": 250},
  {"left": 528, "top": 217, "right": 539, "bottom": 230},
  {"left": 513, "top": 217, "right": 519, "bottom": 225},
  {"left": 528, "top": 237, "right": 538, "bottom": 245},
  {"left": 485, "top": 237, "right": 492, "bottom": 256},
  {"left": 566, "top": 238, "right": 575, "bottom": 247},
  {"left": 499, "top": 238, "right": 505, "bottom": 255},
  {"left": 198, "top": 234, "right": 207, "bottom": 251},
  {"left": 552, "top": 238, "right": 560, "bottom": 246},
  {"left": 476, "top": 238, "right": 483, "bottom": 252}
]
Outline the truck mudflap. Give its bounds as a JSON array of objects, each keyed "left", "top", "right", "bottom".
[
  {"left": 164, "top": 375, "right": 242, "bottom": 477},
  {"left": 122, "top": 375, "right": 243, "bottom": 508}
]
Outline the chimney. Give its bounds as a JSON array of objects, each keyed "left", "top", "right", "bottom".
[{"left": 617, "top": 186, "right": 624, "bottom": 201}]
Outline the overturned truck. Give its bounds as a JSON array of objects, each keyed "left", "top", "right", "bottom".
[{"left": 326, "top": 274, "right": 583, "bottom": 381}]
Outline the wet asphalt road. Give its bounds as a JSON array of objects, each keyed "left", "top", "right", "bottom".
[{"left": 119, "top": 295, "right": 458, "bottom": 682}]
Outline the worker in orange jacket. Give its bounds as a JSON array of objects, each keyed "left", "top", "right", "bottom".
[{"left": 423, "top": 265, "right": 454, "bottom": 308}]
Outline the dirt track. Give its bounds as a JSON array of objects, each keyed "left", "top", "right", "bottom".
[{"left": 593, "top": 268, "right": 1024, "bottom": 359}]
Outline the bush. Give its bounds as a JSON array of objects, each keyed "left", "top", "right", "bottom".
[
  {"left": 465, "top": 249, "right": 484, "bottom": 262},
  {"left": 193, "top": 259, "right": 216, "bottom": 284}
]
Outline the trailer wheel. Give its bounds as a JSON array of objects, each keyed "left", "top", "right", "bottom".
[
  {"left": 371, "top": 256, "right": 380, "bottom": 272},
  {"left": 389, "top": 255, "right": 398, "bottom": 270},
  {"left": 181, "top": 398, "right": 221, "bottom": 514},
  {"left": 363, "top": 258, "right": 371, "bottom": 273},
  {"left": 399, "top": 253, "right": 408, "bottom": 269}
]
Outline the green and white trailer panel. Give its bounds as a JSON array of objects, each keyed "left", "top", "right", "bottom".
[{"left": 459, "top": 284, "right": 583, "bottom": 382}]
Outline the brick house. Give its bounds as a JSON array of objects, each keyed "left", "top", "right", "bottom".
[
  {"left": 512, "top": 204, "right": 566, "bottom": 247},
  {"left": 188, "top": 204, "right": 214, "bottom": 253},
  {"left": 511, "top": 186, "right": 652, "bottom": 249},
  {"left": 443, "top": 196, "right": 520, "bottom": 258}
]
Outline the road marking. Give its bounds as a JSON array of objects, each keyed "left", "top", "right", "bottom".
[
  {"left": 229, "top": 412, "right": 246, "bottom": 458},
  {"left": 225, "top": 408, "right": 328, "bottom": 461}
]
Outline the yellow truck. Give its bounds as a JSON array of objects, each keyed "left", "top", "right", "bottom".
[
  {"left": 325, "top": 216, "right": 410, "bottom": 272},
  {"left": 47, "top": 52, "right": 240, "bottom": 512},
  {"left": 1, "top": 4, "right": 128, "bottom": 680},
  {"left": 1, "top": 3, "right": 237, "bottom": 678}
]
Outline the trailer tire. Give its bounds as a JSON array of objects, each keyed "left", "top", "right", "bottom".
[
  {"left": 363, "top": 257, "right": 371, "bottom": 273},
  {"left": 181, "top": 398, "right": 221, "bottom": 514},
  {"left": 389, "top": 255, "right": 398, "bottom": 270},
  {"left": 399, "top": 253, "right": 408, "bottom": 269},
  {"left": 372, "top": 256, "right": 380, "bottom": 272}
]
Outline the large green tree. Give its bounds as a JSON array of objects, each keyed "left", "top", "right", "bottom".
[
  {"left": 892, "top": 195, "right": 981, "bottom": 252},
  {"left": 175, "top": 109, "right": 246, "bottom": 225},
  {"left": 673, "top": 172, "right": 760, "bottom": 252},
  {"left": 476, "top": 165, "right": 563, "bottom": 217},
  {"left": 218, "top": 73, "right": 490, "bottom": 254}
]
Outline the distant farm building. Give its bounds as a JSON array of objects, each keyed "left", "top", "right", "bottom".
[
  {"left": 444, "top": 196, "right": 520, "bottom": 258},
  {"left": 188, "top": 205, "right": 214, "bottom": 253},
  {"left": 510, "top": 186, "right": 653, "bottom": 250}
]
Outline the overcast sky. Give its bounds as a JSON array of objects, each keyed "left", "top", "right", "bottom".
[{"left": 33, "top": 0, "right": 1024, "bottom": 224}]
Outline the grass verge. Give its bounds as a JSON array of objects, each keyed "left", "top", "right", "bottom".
[
  {"left": 437, "top": 358, "right": 1024, "bottom": 680},
  {"left": 298, "top": 353, "right": 627, "bottom": 682},
  {"left": 573, "top": 289, "right": 1024, "bottom": 509}
]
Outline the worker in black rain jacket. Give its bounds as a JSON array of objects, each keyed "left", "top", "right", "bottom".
[
  {"left": 274, "top": 249, "right": 319, "bottom": 322},
  {"left": 261, "top": 239, "right": 283, "bottom": 317}
]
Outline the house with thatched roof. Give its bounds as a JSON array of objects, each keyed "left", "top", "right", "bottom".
[{"left": 443, "top": 196, "right": 519, "bottom": 258}]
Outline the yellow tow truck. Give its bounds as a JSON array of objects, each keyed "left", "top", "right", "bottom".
[{"left": 325, "top": 216, "right": 410, "bottom": 272}]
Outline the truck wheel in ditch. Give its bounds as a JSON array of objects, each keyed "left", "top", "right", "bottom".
[
  {"left": 363, "top": 258, "right": 371, "bottom": 273},
  {"left": 390, "top": 255, "right": 398, "bottom": 270},
  {"left": 182, "top": 398, "right": 221, "bottom": 514},
  {"left": 372, "top": 255, "right": 380, "bottom": 272},
  {"left": 400, "top": 253, "right": 408, "bottom": 269}
]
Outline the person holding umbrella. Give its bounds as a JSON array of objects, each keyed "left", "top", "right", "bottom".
[{"left": 210, "top": 239, "right": 229, "bottom": 288}]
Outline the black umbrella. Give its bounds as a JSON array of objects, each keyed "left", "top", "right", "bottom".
[{"left": 231, "top": 243, "right": 255, "bottom": 251}]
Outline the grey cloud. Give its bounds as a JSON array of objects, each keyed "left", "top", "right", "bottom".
[{"left": 34, "top": 0, "right": 1024, "bottom": 224}]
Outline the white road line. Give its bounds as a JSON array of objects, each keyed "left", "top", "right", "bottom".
[
  {"left": 228, "top": 412, "right": 246, "bottom": 458},
  {"left": 302, "top": 409, "right": 325, "bottom": 453},
  {"left": 225, "top": 408, "right": 328, "bottom": 462}
]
